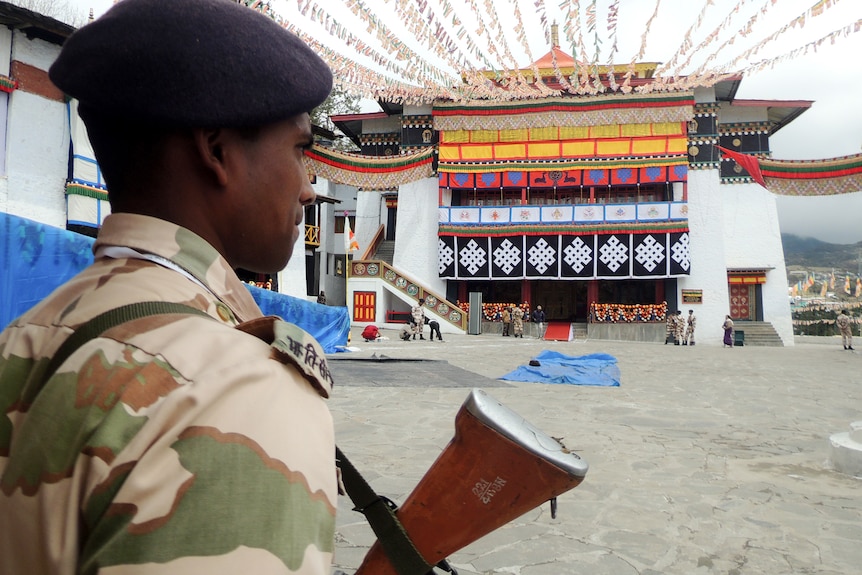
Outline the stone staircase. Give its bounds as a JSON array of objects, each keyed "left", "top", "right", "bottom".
[
  {"left": 733, "top": 321, "right": 784, "bottom": 347},
  {"left": 373, "top": 240, "right": 395, "bottom": 265},
  {"left": 573, "top": 322, "right": 588, "bottom": 341}
]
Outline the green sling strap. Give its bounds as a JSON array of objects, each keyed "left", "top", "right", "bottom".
[{"left": 41, "top": 300, "right": 435, "bottom": 575}]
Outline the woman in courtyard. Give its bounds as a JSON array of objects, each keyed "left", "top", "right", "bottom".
[{"left": 722, "top": 315, "right": 734, "bottom": 347}]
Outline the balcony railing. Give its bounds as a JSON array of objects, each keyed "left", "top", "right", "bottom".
[{"left": 439, "top": 201, "right": 687, "bottom": 227}]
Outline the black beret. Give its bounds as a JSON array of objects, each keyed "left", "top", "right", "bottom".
[{"left": 49, "top": 0, "right": 332, "bottom": 127}]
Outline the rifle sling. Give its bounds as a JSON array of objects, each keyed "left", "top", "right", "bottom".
[
  {"left": 43, "top": 301, "right": 433, "bottom": 575},
  {"left": 336, "top": 446, "right": 434, "bottom": 575}
]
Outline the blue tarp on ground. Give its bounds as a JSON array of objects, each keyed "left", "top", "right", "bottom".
[
  {"left": 499, "top": 350, "right": 621, "bottom": 386},
  {"left": 1, "top": 212, "right": 350, "bottom": 353}
]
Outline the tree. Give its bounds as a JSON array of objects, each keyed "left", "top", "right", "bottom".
[
  {"left": 8, "top": 0, "right": 88, "bottom": 27},
  {"left": 310, "top": 84, "right": 362, "bottom": 152}
]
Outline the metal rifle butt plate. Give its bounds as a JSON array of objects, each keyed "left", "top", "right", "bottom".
[{"left": 461, "top": 388, "right": 589, "bottom": 478}]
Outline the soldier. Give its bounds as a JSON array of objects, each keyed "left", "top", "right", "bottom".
[
  {"left": 674, "top": 310, "right": 686, "bottom": 345},
  {"left": 0, "top": 1, "right": 336, "bottom": 573},
  {"left": 501, "top": 307, "right": 512, "bottom": 336},
  {"left": 685, "top": 309, "right": 697, "bottom": 346},
  {"left": 412, "top": 299, "right": 426, "bottom": 340},
  {"left": 836, "top": 309, "right": 854, "bottom": 350},
  {"left": 665, "top": 310, "right": 676, "bottom": 344},
  {"left": 512, "top": 306, "right": 525, "bottom": 338}
]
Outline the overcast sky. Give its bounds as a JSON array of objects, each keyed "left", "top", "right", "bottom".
[{"left": 66, "top": 0, "right": 862, "bottom": 244}]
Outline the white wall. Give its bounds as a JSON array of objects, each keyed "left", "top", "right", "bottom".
[
  {"left": 678, "top": 169, "right": 732, "bottom": 345},
  {"left": 4, "top": 32, "right": 67, "bottom": 226},
  {"left": 393, "top": 177, "right": 446, "bottom": 295},
  {"left": 721, "top": 181, "right": 794, "bottom": 344},
  {"left": 355, "top": 189, "right": 383, "bottom": 251}
]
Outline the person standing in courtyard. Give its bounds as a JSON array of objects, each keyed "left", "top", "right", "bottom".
[
  {"left": 512, "top": 305, "right": 525, "bottom": 338},
  {"left": 532, "top": 305, "right": 546, "bottom": 338},
  {"left": 502, "top": 306, "right": 512, "bottom": 336},
  {"left": 723, "top": 315, "right": 735, "bottom": 347},
  {"left": 665, "top": 310, "right": 676, "bottom": 344},
  {"left": 0, "top": 1, "right": 337, "bottom": 573},
  {"left": 674, "top": 310, "right": 685, "bottom": 345},
  {"left": 685, "top": 309, "right": 697, "bottom": 346},
  {"left": 411, "top": 298, "right": 426, "bottom": 340},
  {"left": 836, "top": 309, "right": 854, "bottom": 350}
]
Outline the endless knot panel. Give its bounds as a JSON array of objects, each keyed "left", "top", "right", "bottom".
[
  {"left": 527, "top": 238, "right": 556, "bottom": 274},
  {"left": 599, "top": 236, "right": 628, "bottom": 272},
  {"left": 438, "top": 238, "right": 455, "bottom": 274},
  {"left": 493, "top": 239, "right": 522, "bottom": 274},
  {"left": 459, "top": 239, "right": 487, "bottom": 275},
  {"left": 671, "top": 233, "right": 691, "bottom": 271},
  {"left": 563, "top": 237, "right": 592, "bottom": 273},
  {"left": 634, "top": 235, "right": 665, "bottom": 272}
]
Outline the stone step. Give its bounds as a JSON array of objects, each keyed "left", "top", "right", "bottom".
[{"left": 732, "top": 321, "right": 784, "bottom": 347}]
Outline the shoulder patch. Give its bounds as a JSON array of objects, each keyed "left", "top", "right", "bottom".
[{"left": 236, "top": 316, "right": 333, "bottom": 398}]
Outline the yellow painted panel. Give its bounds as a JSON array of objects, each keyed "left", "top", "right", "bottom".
[
  {"left": 559, "top": 126, "right": 590, "bottom": 140},
  {"left": 530, "top": 126, "right": 560, "bottom": 141},
  {"left": 667, "top": 136, "right": 688, "bottom": 153},
  {"left": 499, "top": 128, "right": 528, "bottom": 143},
  {"left": 561, "top": 141, "right": 595, "bottom": 157},
  {"left": 495, "top": 143, "right": 527, "bottom": 159},
  {"left": 597, "top": 140, "right": 631, "bottom": 155},
  {"left": 527, "top": 142, "right": 560, "bottom": 158},
  {"left": 590, "top": 124, "right": 619, "bottom": 138},
  {"left": 460, "top": 144, "right": 494, "bottom": 160},
  {"left": 631, "top": 138, "right": 666, "bottom": 155},
  {"left": 470, "top": 130, "right": 500, "bottom": 143},
  {"left": 441, "top": 130, "right": 470, "bottom": 143},
  {"left": 620, "top": 124, "right": 653, "bottom": 137},
  {"left": 652, "top": 121, "right": 684, "bottom": 136},
  {"left": 438, "top": 145, "right": 463, "bottom": 161}
]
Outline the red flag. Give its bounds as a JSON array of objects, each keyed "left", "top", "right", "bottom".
[{"left": 717, "top": 146, "right": 767, "bottom": 189}]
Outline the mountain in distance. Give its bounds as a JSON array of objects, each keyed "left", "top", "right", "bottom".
[{"left": 782, "top": 234, "right": 862, "bottom": 273}]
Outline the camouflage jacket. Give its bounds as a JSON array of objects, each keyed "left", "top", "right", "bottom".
[{"left": 0, "top": 214, "right": 336, "bottom": 574}]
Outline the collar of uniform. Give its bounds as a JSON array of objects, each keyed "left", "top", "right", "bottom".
[{"left": 94, "top": 214, "right": 262, "bottom": 322}]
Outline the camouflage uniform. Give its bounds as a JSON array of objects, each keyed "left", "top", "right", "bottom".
[
  {"left": 411, "top": 303, "right": 425, "bottom": 338},
  {"left": 0, "top": 214, "right": 336, "bottom": 574},
  {"left": 674, "top": 313, "right": 686, "bottom": 345},
  {"left": 512, "top": 307, "right": 525, "bottom": 337},
  {"left": 685, "top": 312, "right": 697, "bottom": 345}
]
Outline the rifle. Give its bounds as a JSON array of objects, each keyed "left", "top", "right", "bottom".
[{"left": 346, "top": 389, "right": 588, "bottom": 575}]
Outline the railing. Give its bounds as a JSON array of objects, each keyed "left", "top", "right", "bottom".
[
  {"left": 304, "top": 224, "right": 320, "bottom": 247},
  {"left": 438, "top": 201, "right": 687, "bottom": 226},
  {"left": 360, "top": 224, "right": 385, "bottom": 261},
  {"left": 351, "top": 259, "right": 468, "bottom": 332}
]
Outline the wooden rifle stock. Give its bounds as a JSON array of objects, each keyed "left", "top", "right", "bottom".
[{"left": 354, "top": 389, "right": 588, "bottom": 575}]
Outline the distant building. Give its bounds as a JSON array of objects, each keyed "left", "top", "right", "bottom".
[{"left": 310, "top": 26, "right": 808, "bottom": 345}]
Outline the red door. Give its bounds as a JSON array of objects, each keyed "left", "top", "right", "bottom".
[
  {"left": 728, "top": 284, "right": 752, "bottom": 320},
  {"left": 354, "top": 291, "right": 376, "bottom": 322}
]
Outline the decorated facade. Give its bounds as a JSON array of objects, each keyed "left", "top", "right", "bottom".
[{"left": 309, "top": 38, "right": 832, "bottom": 345}]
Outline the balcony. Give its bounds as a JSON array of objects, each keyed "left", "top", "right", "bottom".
[{"left": 439, "top": 201, "right": 688, "bottom": 228}]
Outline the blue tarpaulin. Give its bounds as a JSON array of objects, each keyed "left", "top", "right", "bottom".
[
  {"left": 1, "top": 212, "right": 349, "bottom": 353},
  {"left": 499, "top": 350, "right": 620, "bottom": 386},
  {"left": 246, "top": 285, "right": 349, "bottom": 353}
]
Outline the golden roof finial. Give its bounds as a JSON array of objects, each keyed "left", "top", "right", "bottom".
[{"left": 551, "top": 21, "right": 559, "bottom": 48}]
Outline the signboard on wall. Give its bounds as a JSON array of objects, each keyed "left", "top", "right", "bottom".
[{"left": 681, "top": 289, "right": 703, "bottom": 303}]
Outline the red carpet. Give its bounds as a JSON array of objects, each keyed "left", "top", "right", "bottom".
[{"left": 543, "top": 321, "right": 573, "bottom": 341}]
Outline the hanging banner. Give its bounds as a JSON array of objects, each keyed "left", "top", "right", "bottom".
[{"left": 439, "top": 232, "right": 690, "bottom": 280}]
